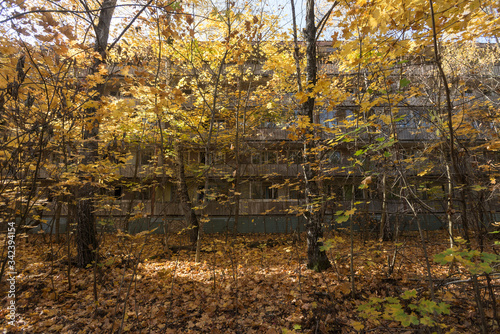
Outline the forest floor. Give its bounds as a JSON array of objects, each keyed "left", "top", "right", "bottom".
[{"left": 1, "top": 230, "right": 499, "bottom": 333}]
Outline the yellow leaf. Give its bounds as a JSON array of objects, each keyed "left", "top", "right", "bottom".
[
  {"left": 120, "top": 66, "right": 130, "bottom": 76},
  {"left": 345, "top": 208, "right": 356, "bottom": 215},
  {"left": 444, "top": 255, "right": 454, "bottom": 262},
  {"left": 351, "top": 321, "right": 365, "bottom": 331},
  {"left": 379, "top": 114, "right": 391, "bottom": 125}
]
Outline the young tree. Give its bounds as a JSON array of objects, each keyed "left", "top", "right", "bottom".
[
  {"left": 288, "top": 0, "right": 333, "bottom": 271},
  {"left": 75, "top": 0, "right": 117, "bottom": 268},
  {"left": 0, "top": 0, "right": 171, "bottom": 267}
]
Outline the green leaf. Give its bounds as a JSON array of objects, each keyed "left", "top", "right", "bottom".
[
  {"left": 319, "top": 239, "right": 334, "bottom": 252},
  {"left": 481, "top": 252, "right": 498, "bottom": 263},
  {"left": 406, "top": 314, "right": 420, "bottom": 326},
  {"left": 420, "top": 315, "right": 435, "bottom": 326},
  {"left": 400, "top": 78, "right": 411, "bottom": 88},
  {"left": 336, "top": 215, "right": 349, "bottom": 223},
  {"left": 471, "top": 184, "right": 487, "bottom": 191},
  {"left": 386, "top": 297, "right": 399, "bottom": 304},
  {"left": 171, "top": 2, "right": 182, "bottom": 10},
  {"left": 354, "top": 149, "right": 364, "bottom": 156},
  {"left": 437, "top": 302, "right": 450, "bottom": 315},
  {"left": 402, "top": 289, "right": 417, "bottom": 300}
]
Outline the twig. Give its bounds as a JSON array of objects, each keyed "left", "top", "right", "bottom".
[
  {"left": 117, "top": 235, "right": 148, "bottom": 334},
  {"left": 165, "top": 253, "right": 180, "bottom": 328}
]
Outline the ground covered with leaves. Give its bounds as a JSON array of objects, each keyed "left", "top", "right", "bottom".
[{"left": 1, "top": 230, "right": 499, "bottom": 333}]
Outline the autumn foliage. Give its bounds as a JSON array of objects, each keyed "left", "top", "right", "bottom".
[
  {"left": 1, "top": 0, "right": 500, "bottom": 333},
  {"left": 1, "top": 231, "right": 500, "bottom": 333}
]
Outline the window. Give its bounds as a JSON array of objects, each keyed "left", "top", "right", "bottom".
[
  {"left": 189, "top": 151, "right": 200, "bottom": 163},
  {"left": 263, "top": 183, "right": 278, "bottom": 199},
  {"left": 114, "top": 186, "right": 123, "bottom": 199},
  {"left": 240, "top": 183, "right": 251, "bottom": 199},
  {"left": 261, "top": 119, "right": 278, "bottom": 128},
  {"left": 213, "top": 151, "right": 225, "bottom": 164},
  {"left": 251, "top": 182, "right": 278, "bottom": 199},
  {"left": 251, "top": 182, "right": 263, "bottom": 199},
  {"left": 335, "top": 108, "right": 355, "bottom": 123},
  {"left": 288, "top": 151, "right": 302, "bottom": 164},
  {"left": 328, "top": 151, "right": 342, "bottom": 164},
  {"left": 155, "top": 184, "right": 177, "bottom": 202},
  {"left": 263, "top": 151, "right": 277, "bottom": 164},
  {"left": 343, "top": 185, "right": 364, "bottom": 201},
  {"left": 134, "top": 187, "right": 151, "bottom": 201},
  {"left": 200, "top": 151, "right": 225, "bottom": 165},
  {"left": 288, "top": 185, "right": 303, "bottom": 199},
  {"left": 251, "top": 153, "right": 261, "bottom": 164},
  {"left": 417, "top": 184, "right": 429, "bottom": 200},
  {"left": 323, "top": 184, "right": 342, "bottom": 200},
  {"left": 140, "top": 149, "right": 154, "bottom": 165},
  {"left": 319, "top": 109, "right": 336, "bottom": 127},
  {"left": 396, "top": 112, "right": 417, "bottom": 128},
  {"left": 199, "top": 185, "right": 216, "bottom": 201}
]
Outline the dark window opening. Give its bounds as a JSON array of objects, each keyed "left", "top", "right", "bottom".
[
  {"left": 251, "top": 153, "right": 261, "bottom": 164},
  {"left": 114, "top": 186, "right": 123, "bottom": 199},
  {"left": 252, "top": 182, "right": 277, "bottom": 199},
  {"left": 263, "top": 151, "right": 277, "bottom": 164},
  {"left": 140, "top": 150, "right": 154, "bottom": 165}
]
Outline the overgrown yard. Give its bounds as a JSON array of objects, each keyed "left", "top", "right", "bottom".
[{"left": 1, "top": 231, "right": 499, "bottom": 333}]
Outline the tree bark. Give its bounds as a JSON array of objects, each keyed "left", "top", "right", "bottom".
[
  {"left": 175, "top": 143, "right": 199, "bottom": 244},
  {"left": 302, "top": 0, "right": 331, "bottom": 271},
  {"left": 76, "top": 0, "right": 117, "bottom": 268},
  {"left": 379, "top": 172, "right": 387, "bottom": 241}
]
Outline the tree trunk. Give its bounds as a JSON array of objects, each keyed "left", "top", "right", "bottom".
[
  {"left": 76, "top": 0, "right": 117, "bottom": 268},
  {"left": 175, "top": 143, "right": 199, "bottom": 244},
  {"left": 54, "top": 199, "right": 62, "bottom": 243},
  {"left": 445, "top": 162, "right": 454, "bottom": 248},
  {"left": 76, "top": 193, "right": 98, "bottom": 267},
  {"left": 379, "top": 172, "right": 387, "bottom": 241},
  {"left": 303, "top": 0, "right": 331, "bottom": 271}
]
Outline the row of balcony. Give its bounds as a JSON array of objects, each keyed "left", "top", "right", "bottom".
[{"left": 35, "top": 198, "right": 456, "bottom": 218}]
